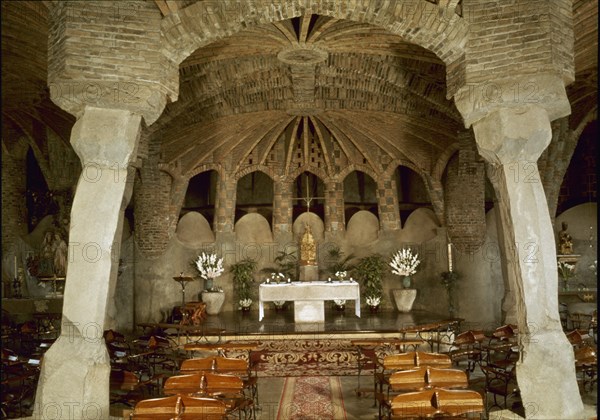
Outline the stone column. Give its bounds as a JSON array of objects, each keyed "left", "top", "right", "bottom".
[
  {"left": 376, "top": 177, "right": 401, "bottom": 231},
  {"left": 472, "top": 106, "right": 583, "bottom": 418},
  {"left": 324, "top": 181, "right": 344, "bottom": 233},
  {"left": 273, "top": 179, "right": 293, "bottom": 235},
  {"left": 34, "top": 107, "right": 142, "bottom": 420},
  {"left": 214, "top": 171, "right": 236, "bottom": 233}
]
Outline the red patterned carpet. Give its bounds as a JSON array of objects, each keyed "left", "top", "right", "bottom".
[{"left": 276, "top": 376, "right": 347, "bottom": 420}]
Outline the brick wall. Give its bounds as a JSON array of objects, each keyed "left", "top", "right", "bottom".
[
  {"left": 462, "top": 0, "right": 573, "bottom": 84},
  {"left": 377, "top": 176, "right": 401, "bottom": 231},
  {"left": 445, "top": 130, "right": 486, "bottom": 253},
  {"left": 325, "top": 181, "right": 344, "bottom": 232},
  {"left": 47, "top": 0, "right": 177, "bottom": 122}
]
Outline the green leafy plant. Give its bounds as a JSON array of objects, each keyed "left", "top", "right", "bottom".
[
  {"left": 355, "top": 254, "right": 386, "bottom": 306},
  {"left": 261, "top": 249, "right": 297, "bottom": 281},
  {"left": 230, "top": 258, "right": 257, "bottom": 306},
  {"left": 324, "top": 246, "right": 356, "bottom": 278}
]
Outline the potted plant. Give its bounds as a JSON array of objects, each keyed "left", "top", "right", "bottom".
[
  {"left": 440, "top": 271, "right": 459, "bottom": 317},
  {"left": 389, "top": 248, "right": 421, "bottom": 312},
  {"left": 195, "top": 252, "right": 225, "bottom": 315},
  {"left": 230, "top": 258, "right": 257, "bottom": 312},
  {"left": 324, "top": 246, "right": 356, "bottom": 310},
  {"left": 355, "top": 254, "right": 385, "bottom": 312}
]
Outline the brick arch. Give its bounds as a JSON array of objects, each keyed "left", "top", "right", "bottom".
[
  {"left": 234, "top": 164, "right": 275, "bottom": 182},
  {"left": 161, "top": 0, "right": 467, "bottom": 90},
  {"left": 187, "top": 163, "right": 223, "bottom": 180},
  {"left": 338, "top": 164, "right": 379, "bottom": 183},
  {"left": 432, "top": 144, "right": 461, "bottom": 183},
  {"left": 288, "top": 165, "right": 329, "bottom": 183}
]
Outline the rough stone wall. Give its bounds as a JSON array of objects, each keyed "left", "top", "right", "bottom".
[
  {"left": 446, "top": 130, "right": 486, "bottom": 253},
  {"left": 47, "top": 0, "right": 177, "bottom": 123},
  {"left": 462, "top": 0, "right": 573, "bottom": 84},
  {"left": 2, "top": 142, "right": 28, "bottom": 254}
]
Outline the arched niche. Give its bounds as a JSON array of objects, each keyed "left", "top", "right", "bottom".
[
  {"left": 182, "top": 170, "right": 218, "bottom": 227},
  {"left": 344, "top": 170, "right": 378, "bottom": 222},
  {"left": 292, "top": 171, "right": 325, "bottom": 224},
  {"left": 235, "top": 171, "right": 273, "bottom": 227},
  {"left": 395, "top": 165, "right": 432, "bottom": 227}
]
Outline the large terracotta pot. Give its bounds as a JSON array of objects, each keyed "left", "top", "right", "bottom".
[{"left": 201, "top": 291, "right": 225, "bottom": 315}]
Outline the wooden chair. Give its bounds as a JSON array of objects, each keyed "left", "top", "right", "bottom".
[
  {"left": 480, "top": 364, "right": 520, "bottom": 412},
  {"left": 110, "top": 369, "right": 162, "bottom": 406},
  {"left": 163, "top": 373, "right": 204, "bottom": 396},
  {"left": 574, "top": 345, "right": 597, "bottom": 392},
  {"left": 180, "top": 302, "right": 207, "bottom": 327},
  {"left": 131, "top": 394, "right": 227, "bottom": 419},
  {"left": 445, "top": 330, "right": 485, "bottom": 372},
  {"left": 390, "top": 388, "right": 483, "bottom": 419}
]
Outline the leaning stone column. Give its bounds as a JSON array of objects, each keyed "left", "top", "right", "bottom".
[
  {"left": 472, "top": 105, "right": 583, "bottom": 418},
  {"left": 33, "top": 107, "right": 142, "bottom": 420}
]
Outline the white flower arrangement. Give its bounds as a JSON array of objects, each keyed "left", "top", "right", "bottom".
[
  {"left": 390, "top": 248, "right": 420, "bottom": 277},
  {"left": 269, "top": 272, "right": 286, "bottom": 283},
  {"left": 239, "top": 298, "right": 252, "bottom": 308},
  {"left": 335, "top": 271, "right": 347, "bottom": 280},
  {"left": 334, "top": 299, "right": 347, "bottom": 306},
  {"left": 589, "top": 260, "right": 597, "bottom": 276},
  {"left": 558, "top": 261, "right": 575, "bottom": 281},
  {"left": 195, "top": 252, "right": 224, "bottom": 280},
  {"left": 366, "top": 296, "right": 381, "bottom": 306}
]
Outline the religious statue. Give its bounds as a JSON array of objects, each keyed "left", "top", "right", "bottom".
[
  {"left": 299, "top": 223, "right": 317, "bottom": 265},
  {"left": 558, "top": 221, "right": 573, "bottom": 255}
]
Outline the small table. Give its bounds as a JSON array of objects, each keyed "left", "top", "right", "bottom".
[{"left": 258, "top": 281, "right": 360, "bottom": 323}]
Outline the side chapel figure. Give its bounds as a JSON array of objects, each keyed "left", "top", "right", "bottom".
[
  {"left": 558, "top": 221, "right": 573, "bottom": 255},
  {"left": 299, "top": 223, "right": 317, "bottom": 265}
]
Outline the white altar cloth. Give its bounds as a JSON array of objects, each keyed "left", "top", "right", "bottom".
[{"left": 258, "top": 281, "right": 361, "bottom": 322}]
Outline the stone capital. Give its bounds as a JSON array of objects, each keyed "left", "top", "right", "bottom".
[
  {"left": 471, "top": 106, "right": 553, "bottom": 166},
  {"left": 71, "top": 106, "right": 142, "bottom": 168},
  {"left": 454, "top": 73, "right": 571, "bottom": 128},
  {"left": 49, "top": 79, "right": 171, "bottom": 125}
]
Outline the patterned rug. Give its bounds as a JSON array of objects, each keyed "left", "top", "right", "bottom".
[{"left": 276, "top": 376, "right": 347, "bottom": 420}]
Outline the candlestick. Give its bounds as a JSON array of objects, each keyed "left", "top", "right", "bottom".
[{"left": 448, "top": 243, "right": 453, "bottom": 272}]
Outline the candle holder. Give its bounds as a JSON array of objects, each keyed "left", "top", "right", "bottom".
[{"left": 173, "top": 273, "right": 195, "bottom": 306}]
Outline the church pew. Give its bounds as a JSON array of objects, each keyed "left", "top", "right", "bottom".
[
  {"left": 390, "top": 388, "right": 483, "bottom": 419},
  {"left": 131, "top": 394, "right": 227, "bottom": 419}
]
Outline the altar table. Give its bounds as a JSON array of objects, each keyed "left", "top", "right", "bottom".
[{"left": 258, "top": 281, "right": 360, "bottom": 323}]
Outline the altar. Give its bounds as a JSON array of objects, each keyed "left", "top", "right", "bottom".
[{"left": 259, "top": 281, "right": 361, "bottom": 323}]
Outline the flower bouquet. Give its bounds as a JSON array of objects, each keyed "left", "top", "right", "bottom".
[
  {"left": 195, "top": 252, "right": 224, "bottom": 291},
  {"left": 558, "top": 261, "right": 575, "bottom": 290},
  {"left": 390, "top": 248, "right": 420, "bottom": 288}
]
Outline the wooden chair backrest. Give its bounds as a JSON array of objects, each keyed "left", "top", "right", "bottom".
[
  {"left": 388, "top": 367, "right": 427, "bottom": 391},
  {"left": 492, "top": 324, "right": 518, "bottom": 340},
  {"left": 426, "top": 367, "right": 468, "bottom": 389},
  {"left": 132, "top": 395, "right": 226, "bottom": 419},
  {"left": 384, "top": 351, "right": 451, "bottom": 371},
  {"left": 414, "top": 351, "right": 452, "bottom": 368},
  {"left": 180, "top": 357, "right": 215, "bottom": 372},
  {"left": 574, "top": 345, "right": 597, "bottom": 363},
  {"left": 148, "top": 335, "right": 171, "bottom": 349},
  {"left": 181, "top": 302, "right": 207, "bottom": 326},
  {"left": 163, "top": 373, "right": 203, "bottom": 396},
  {"left": 390, "top": 388, "right": 483, "bottom": 418},
  {"left": 214, "top": 357, "right": 248, "bottom": 373},
  {"left": 389, "top": 367, "right": 468, "bottom": 391},
  {"left": 131, "top": 395, "right": 180, "bottom": 419},
  {"left": 110, "top": 369, "right": 139, "bottom": 391},
  {"left": 204, "top": 372, "right": 244, "bottom": 394},
  {"left": 383, "top": 353, "right": 417, "bottom": 370}
]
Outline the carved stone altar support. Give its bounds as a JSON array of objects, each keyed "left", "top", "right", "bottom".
[{"left": 299, "top": 264, "right": 318, "bottom": 281}]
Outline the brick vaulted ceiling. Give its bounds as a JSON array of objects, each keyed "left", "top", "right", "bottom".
[
  {"left": 1, "top": 1, "right": 597, "bottom": 181},
  {"left": 155, "top": 13, "right": 462, "bottom": 177}
]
